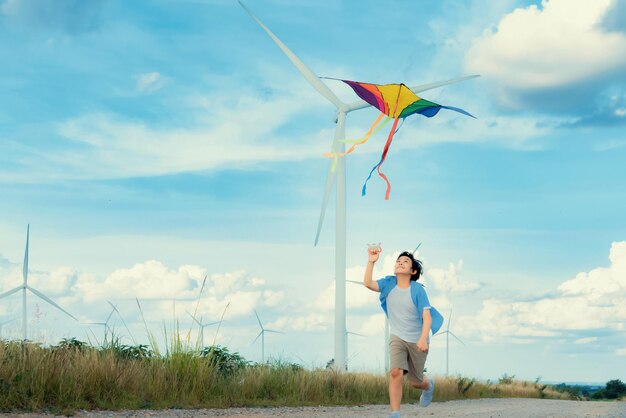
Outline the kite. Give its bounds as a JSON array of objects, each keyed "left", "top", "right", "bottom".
[{"left": 325, "top": 80, "right": 475, "bottom": 200}]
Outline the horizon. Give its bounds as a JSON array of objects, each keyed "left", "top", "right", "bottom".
[{"left": 1, "top": 0, "right": 625, "bottom": 384}]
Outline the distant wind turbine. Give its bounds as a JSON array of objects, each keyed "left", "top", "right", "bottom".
[
  {"left": 345, "top": 329, "right": 364, "bottom": 371},
  {"left": 434, "top": 310, "right": 464, "bottom": 375},
  {"left": 82, "top": 303, "right": 117, "bottom": 345},
  {"left": 239, "top": 0, "right": 478, "bottom": 371},
  {"left": 187, "top": 311, "right": 221, "bottom": 349},
  {"left": 252, "top": 310, "right": 283, "bottom": 363},
  {"left": 0, "top": 225, "right": 77, "bottom": 340}
]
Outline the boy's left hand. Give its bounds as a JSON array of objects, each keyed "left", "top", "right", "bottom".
[{"left": 416, "top": 339, "right": 428, "bottom": 352}]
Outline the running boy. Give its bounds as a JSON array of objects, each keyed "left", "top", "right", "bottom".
[{"left": 363, "top": 245, "right": 443, "bottom": 418}]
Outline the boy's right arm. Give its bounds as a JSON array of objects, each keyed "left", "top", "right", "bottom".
[{"left": 363, "top": 248, "right": 381, "bottom": 292}]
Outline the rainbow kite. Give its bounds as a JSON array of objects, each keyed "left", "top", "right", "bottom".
[{"left": 326, "top": 80, "right": 475, "bottom": 200}]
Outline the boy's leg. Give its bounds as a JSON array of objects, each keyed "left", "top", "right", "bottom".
[
  {"left": 389, "top": 368, "right": 404, "bottom": 411},
  {"left": 388, "top": 335, "right": 411, "bottom": 413},
  {"left": 405, "top": 342, "right": 435, "bottom": 406}
]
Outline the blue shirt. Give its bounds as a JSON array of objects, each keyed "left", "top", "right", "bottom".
[{"left": 376, "top": 275, "right": 444, "bottom": 335}]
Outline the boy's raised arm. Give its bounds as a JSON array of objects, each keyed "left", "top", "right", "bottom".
[{"left": 363, "top": 246, "right": 381, "bottom": 292}]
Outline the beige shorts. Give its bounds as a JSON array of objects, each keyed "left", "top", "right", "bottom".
[{"left": 389, "top": 334, "right": 428, "bottom": 383}]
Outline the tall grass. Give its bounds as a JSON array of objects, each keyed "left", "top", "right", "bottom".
[{"left": 0, "top": 338, "right": 567, "bottom": 413}]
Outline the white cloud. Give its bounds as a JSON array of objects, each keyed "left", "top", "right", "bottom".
[
  {"left": 425, "top": 260, "right": 483, "bottom": 294},
  {"left": 616, "top": 347, "right": 626, "bottom": 356},
  {"left": 75, "top": 260, "right": 204, "bottom": 302},
  {"left": 615, "top": 108, "right": 626, "bottom": 117},
  {"left": 268, "top": 313, "right": 330, "bottom": 332},
  {"left": 135, "top": 72, "right": 166, "bottom": 94},
  {"left": 465, "top": 0, "right": 626, "bottom": 90},
  {"left": 456, "top": 242, "right": 626, "bottom": 343},
  {"left": 574, "top": 337, "right": 598, "bottom": 344}
]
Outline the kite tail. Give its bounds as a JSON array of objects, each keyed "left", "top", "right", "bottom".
[
  {"left": 361, "top": 117, "right": 402, "bottom": 200},
  {"left": 324, "top": 113, "right": 388, "bottom": 158},
  {"left": 441, "top": 105, "right": 476, "bottom": 119}
]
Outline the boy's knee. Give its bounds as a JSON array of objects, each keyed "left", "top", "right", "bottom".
[{"left": 390, "top": 368, "right": 403, "bottom": 379}]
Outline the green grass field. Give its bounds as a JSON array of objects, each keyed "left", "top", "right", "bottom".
[{"left": 0, "top": 337, "right": 569, "bottom": 414}]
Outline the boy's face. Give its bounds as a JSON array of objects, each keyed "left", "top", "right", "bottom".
[{"left": 395, "top": 255, "right": 416, "bottom": 276}]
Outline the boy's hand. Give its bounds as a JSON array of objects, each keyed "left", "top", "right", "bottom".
[
  {"left": 417, "top": 339, "right": 429, "bottom": 352},
  {"left": 367, "top": 244, "right": 382, "bottom": 262}
]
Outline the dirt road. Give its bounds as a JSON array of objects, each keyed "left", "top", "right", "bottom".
[{"left": 5, "top": 398, "right": 626, "bottom": 417}]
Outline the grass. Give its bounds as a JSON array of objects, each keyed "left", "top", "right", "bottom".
[{"left": 0, "top": 338, "right": 569, "bottom": 414}]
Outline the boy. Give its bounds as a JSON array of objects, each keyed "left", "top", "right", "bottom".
[{"left": 363, "top": 246, "right": 443, "bottom": 418}]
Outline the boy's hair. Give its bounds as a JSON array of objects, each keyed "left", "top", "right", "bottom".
[{"left": 398, "top": 251, "right": 423, "bottom": 281}]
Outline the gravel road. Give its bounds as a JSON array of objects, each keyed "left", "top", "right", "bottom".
[{"left": 3, "top": 399, "right": 625, "bottom": 417}]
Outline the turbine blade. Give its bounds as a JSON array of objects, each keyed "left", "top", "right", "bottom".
[
  {"left": 27, "top": 286, "right": 77, "bottom": 321},
  {"left": 314, "top": 157, "right": 337, "bottom": 246},
  {"left": 23, "top": 224, "right": 30, "bottom": 284},
  {"left": 410, "top": 75, "right": 480, "bottom": 93},
  {"left": 265, "top": 329, "right": 284, "bottom": 334},
  {"left": 252, "top": 330, "right": 263, "bottom": 345},
  {"left": 449, "top": 331, "right": 465, "bottom": 345},
  {"left": 0, "top": 286, "right": 23, "bottom": 300},
  {"left": 346, "top": 75, "right": 480, "bottom": 112},
  {"left": 254, "top": 310, "right": 264, "bottom": 329},
  {"left": 346, "top": 279, "right": 362, "bottom": 285},
  {"left": 238, "top": 1, "right": 344, "bottom": 110},
  {"left": 187, "top": 311, "right": 202, "bottom": 327}
]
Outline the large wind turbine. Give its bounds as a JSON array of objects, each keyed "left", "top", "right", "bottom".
[
  {"left": 0, "top": 225, "right": 77, "bottom": 340},
  {"left": 434, "top": 310, "right": 464, "bottom": 375},
  {"left": 252, "top": 310, "right": 283, "bottom": 363},
  {"left": 239, "top": 1, "right": 477, "bottom": 371}
]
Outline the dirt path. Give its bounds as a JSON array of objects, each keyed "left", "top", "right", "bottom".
[{"left": 4, "top": 399, "right": 625, "bottom": 417}]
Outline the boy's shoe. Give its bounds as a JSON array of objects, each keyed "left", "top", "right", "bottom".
[
  {"left": 389, "top": 411, "right": 401, "bottom": 418},
  {"left": 419, "top": 377, "right": 435, "bottom": 407}
]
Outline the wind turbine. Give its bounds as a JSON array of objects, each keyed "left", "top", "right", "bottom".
[
  {"left": 434, "top": 310, "right": 464, "bottom": 375},
  {"left": 239, "top": 1, "right": 478, "bottom": 371},
  {"left": 345, "top": 329, "right": 364, "bottom": 371},
  {"left": 0, "top": 225, "right": 77, "bottom": 341},
  {"left": 187, "top": 311, "right": 221, "bottom": 349},
  {"left": 82, "top": 303, "right": 116, "bottom": 345},
  {"left": 252, "top": 310, "right": 283, "bottom": 363}
]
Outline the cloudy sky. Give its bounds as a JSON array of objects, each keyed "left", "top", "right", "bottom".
[{"left": 1, "top": 0, "right": 625, "bottom": 384}]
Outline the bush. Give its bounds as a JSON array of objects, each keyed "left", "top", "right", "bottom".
[
  {"left": 499, "top": 373, "right": 515, "bottom": 384},
  {"left": 594, "top": 379, "right": 626, "bottom": 400},
  {"left": 200, "top": 345, "right": 249, "bottom": 376}
]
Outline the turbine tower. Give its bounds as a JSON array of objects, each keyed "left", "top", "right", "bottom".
[
  {"left": 434, "top": 310, "right": 464, "bottom": 375},
  {"left": 0, "top": 225, "right": 78, "bottom": 340},
  {"left": 239, "top": 1, "right": 477, "bottom": 371},
  {"left": 252, "top": 310, "right": 283, "bottom": 363}
]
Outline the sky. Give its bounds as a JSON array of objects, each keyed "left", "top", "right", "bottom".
[{"left": 0, "top": 0, "right": 625, "bottom": 384}]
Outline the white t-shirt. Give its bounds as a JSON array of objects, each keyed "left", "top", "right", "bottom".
[{"left": 387, "top": 285, "right": 426, "bottom": 343}]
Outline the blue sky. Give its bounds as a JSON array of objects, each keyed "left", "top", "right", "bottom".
[{"left": 1, "top": 0, "right": 625, "bottom": 383}]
